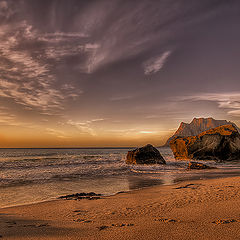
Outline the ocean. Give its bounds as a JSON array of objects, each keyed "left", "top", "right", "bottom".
[{"left": 0, "top": 147, "right": 240, "bottom": 208}]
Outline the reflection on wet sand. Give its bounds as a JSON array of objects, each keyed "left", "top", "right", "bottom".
[{"left": 127, "top": 176, "right": 163, "bottom": 190}]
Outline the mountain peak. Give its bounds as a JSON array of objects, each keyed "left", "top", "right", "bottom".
[
  {"left": 191, "top": 117, "right": 214, "bottom": 124},
  {"left": 164, "top": 117, "right": 236, "bottom": 146}
]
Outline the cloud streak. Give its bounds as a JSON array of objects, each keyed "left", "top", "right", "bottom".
[
  {"left": 0, "top": 21, "right": 81, "bottom": 114},
  {"left": 67, "top": 119, "right": 105, "bottom": 136},
  {"left": 174, "top": 92, "right": 240, "bottom": 117},
  {"left": 143, "top": 51, "right": 171, "bottom": 75}
]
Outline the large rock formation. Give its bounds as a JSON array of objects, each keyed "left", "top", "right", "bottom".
[
  {"left": 170, "top": 124, "right": 240, "bottom": 161},
  {"left": 126, "top": 144, "right": 166, "bottom": 164},
  {"left": 164, "top": 117, "right": 236, "bottom": 146}
]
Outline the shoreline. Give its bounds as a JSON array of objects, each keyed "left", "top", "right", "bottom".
[
  {"left": 1, "top": 176, "right": 240, "bottom": 239},
  {"left": 1, "top": 172, "right": 240, "bottom": 210}
]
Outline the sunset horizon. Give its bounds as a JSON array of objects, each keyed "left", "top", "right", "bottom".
[
  {"left": 0, "top": 1, "right": 240, "bottom": 148},
  {"left": 0, "top": 116, "right": 237, "bottom": 148}
]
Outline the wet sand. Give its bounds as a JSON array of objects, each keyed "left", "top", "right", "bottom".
[{"left": 0, "top": 176, "right": 240, "bottom": 239}]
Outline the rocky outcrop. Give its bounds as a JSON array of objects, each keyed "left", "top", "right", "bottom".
[
  {"left": 126, "top": 144, "right": 166, "bottom": 164},
  {"left": 164, "top": 117, "right": 236, "bottom": 146},
  {"left": 58, "top": 192, "right": 101, "bottom": 200},
  {"left": 170, "top": 124, "right": 240, "bottom": 161},
  {"left": 187, "top": 162, "right": 215, "bottom": 170}
]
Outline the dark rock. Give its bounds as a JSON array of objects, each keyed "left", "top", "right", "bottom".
[
  {"left": 164, "top": 117, "right": 238, "bottom": 146},
  {"left": 58, "top": 192, "right": 101, "bottom": 200},
  {"left": 170, "top": 124, "right": 240, "bottom": 161},
  {"left": 126, "top": 144, "right": 166, "bottom": 164},
  {"left": 187, "top": 162, "right": 215, "bottom": 170},
  {"left": 175, "top": 184, "right": 198, "bottom": 189}
]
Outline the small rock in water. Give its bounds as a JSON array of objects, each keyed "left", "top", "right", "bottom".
[
  {"left": 187, "top": 162, "right": 215, "bottom": 170},
  {"left": 126, "top": 144, "right": 166, "bottom": 164}
]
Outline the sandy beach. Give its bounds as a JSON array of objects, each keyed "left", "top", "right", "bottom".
[{"left": 0, "top": 176, "right": 240, "bottom": 240}]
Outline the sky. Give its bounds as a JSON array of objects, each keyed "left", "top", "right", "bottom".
[{"left": 0, "top": 0, "right": 240, "bottom": 147}]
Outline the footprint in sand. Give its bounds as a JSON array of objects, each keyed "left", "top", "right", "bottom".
[
  {"left": 154, "top": 218, "right": 178, "bottom": 223},
  {"left": 212, "top": 219, "right": 239, "bottom": 224},
  {"left": 73, "top": 210, "right": 84, "bottom": 213},
  {"left": 5, "top": 221, "right": 49, "bottom": 228},
  {"left": 97, "top": 223, "right": 134, "bottom": 231},
  {"left": 5, "top": 221, "right": 16, "bottom": 228},
  {"left": 5, "top": 221, "right": 16, "bottom": 225},
  {"left": 73, "top": 210, "right": 88, "bottom": 215},
  {"left": 98, "top": 225, "right": 109, "bottom": 231},
  {"left": 22, "top": 223, "right": 49, "bottom": 228},
  {"left": 37, "top": 224, "right": 49, "bottom": 227},
  {"left": 111, "top": 223, "right": 134, "bottom": 227},
  {"left": 73, "top": 219, "right": 92, "bottom": 223}
]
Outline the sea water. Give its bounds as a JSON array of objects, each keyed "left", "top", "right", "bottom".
[{"left": 0, "top": 147, "right": 240, "bottom": 208}]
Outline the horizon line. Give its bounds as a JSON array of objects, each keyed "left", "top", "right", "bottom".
[{"left": 0, "top": 145, "right": 166, "bottom": 149}]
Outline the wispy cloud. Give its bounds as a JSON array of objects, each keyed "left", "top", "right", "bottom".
[
  {"left": 109, "top": 95, "right": 133, "bottom": 101},
  {"left": 35, "top": 30, "right": 101, "bottom": 73},
  {"left": 174, "top": 92, "right": 240, "bottom": 117},
  {"left": 46, "top": 128, "right": 70, "bottom": 139},
  {"left": 0, "top": 21, "right": 81, "bottom": 114},
  {"left": 42, "top": 33, "right": 100, "bottom": 64},
  {"left": 143, "top": 51, "right": 171, "bottom": 75},
  {"left": 0, "top": 107, "right": 18, "bottom": 125},
  {"left": 67, "top": 119, "right": 105, "bottom": 136},
  {"left": 139, "top": 131, "right": 156, "bottom": 134},
  {"left": 77, "top": 0, "right": 224, "bottom": 74},
  {"left": 107, "top": 128, "right": 169, "bottom": 137},
  {"left": 39, "top": 32, "right": 88, "bottom": 43}
]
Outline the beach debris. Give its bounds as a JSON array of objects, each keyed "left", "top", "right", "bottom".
[
  {"left": 187, "top": 162, "right": 215, "bottom": 170},
  {"left": 22, "top": 223, "right": 49, "bottom": 227},
  {"left": 58, "top": 192, "right": 102, "bottom": 200},
  {"left": 170, "top": 124, "right": 240, "bottom": 161},
  {"left": 126, "top": 144, "right": 166, "bottom": 164}
]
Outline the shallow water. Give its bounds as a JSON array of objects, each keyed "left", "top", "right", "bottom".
[{"left": 0, "top": 147, "right": 240, "bottom": 208}]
